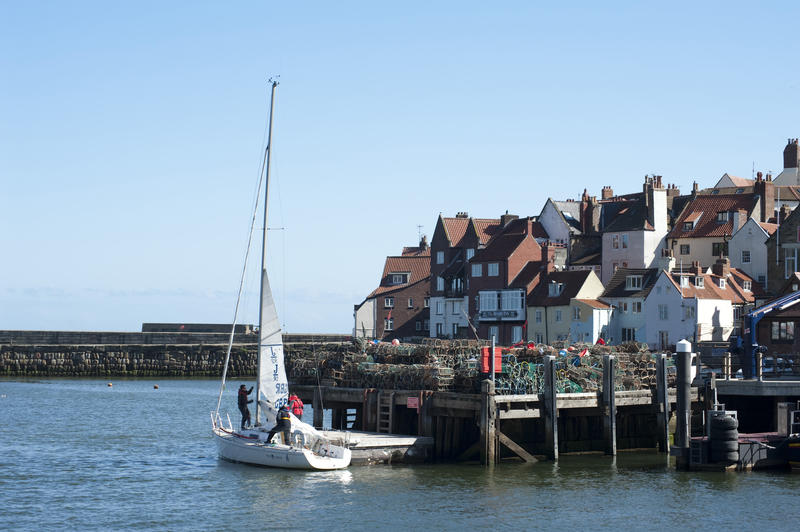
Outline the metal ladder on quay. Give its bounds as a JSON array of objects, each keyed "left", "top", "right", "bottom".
[{"left": 377, "top": 391, "right": 395, "bottom": 434}]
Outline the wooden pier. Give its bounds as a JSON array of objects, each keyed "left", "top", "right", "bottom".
[{"left": 294, "top": 354, "right": 694, "bottom": 464}]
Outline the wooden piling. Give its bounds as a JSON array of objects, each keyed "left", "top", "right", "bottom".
[
  {"left": 602, "top": 354, "right": 617, "bottom": 456},
  {"left": 543, "top": 355, "right": 558, "bottom": 461},
  {"left": 655, "top": 353, "right": 670, "bottom": 453},
  {"left": 480, "top": 379, "right": 497, "bottom": 465}
]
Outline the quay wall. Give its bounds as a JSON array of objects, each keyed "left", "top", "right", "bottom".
[{"left": 0, "top": 331, "right": 351, "bottom": 377}]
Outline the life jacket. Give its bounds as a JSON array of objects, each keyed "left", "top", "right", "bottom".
[
  {"left": 277, "top": 407, "right": 291, "bottom": 422},
  {"left": 289, "top": 398, "right": 304, "bottom": 416}
]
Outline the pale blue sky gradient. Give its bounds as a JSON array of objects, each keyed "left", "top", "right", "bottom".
[{"left": 2, "top": 2, "right": 800, "bottom": 333}]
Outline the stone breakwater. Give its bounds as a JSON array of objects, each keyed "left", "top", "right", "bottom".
[{"left": 0, "top": 344, "right": 259, "bottom": 377}]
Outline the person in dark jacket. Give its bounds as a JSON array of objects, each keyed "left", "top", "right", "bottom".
[
  {"left": 267, "top": 404, "right": 292, "bottom": 446},
  {"left": 238, "top": 384, "right": 253, "bottom": 430}
]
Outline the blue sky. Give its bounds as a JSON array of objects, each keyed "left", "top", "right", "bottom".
[{"left": 2, "top": 2, "right": 800, "bottom": 333}]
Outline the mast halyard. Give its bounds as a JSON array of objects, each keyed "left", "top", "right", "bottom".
[{"left": 256, "top": 78, "right": 279, "bottom": 423}]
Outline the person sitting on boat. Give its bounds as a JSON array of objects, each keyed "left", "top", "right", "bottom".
[
  {"left": 238, "top": 384, "right": 254, "bottom": 430},
  {"left": 288, "top": 393, "right": 304, "bottom": 420},
  {"left": 267, "top": 404, "right": 292, "bottom": 446}
]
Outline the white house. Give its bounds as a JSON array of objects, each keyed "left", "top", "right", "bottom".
[
  {"left": 527, "top": 270, "right": 603, "bottom": 344},
  {"left": 600, "top": 267, "right": 660, "bottom": 345},
  {"left": 569, "top": 299, "right": 612, "bottom": 344},
  {"left": 600, "top": 177, "right": 668, "bottom": 283},
  {"left": 728, "top": 217, "right": 776, "bottom": 289}
]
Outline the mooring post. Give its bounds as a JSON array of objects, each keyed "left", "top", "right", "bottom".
[
  {"left": 480, "top": 379, "right": 497, "bottom": 465},
  {"left": 655, "top": 353, "right": 670, "bottom": 453},
  {"left": 675, "top": 340, "right": 692, "bottom": 459},
  {"left": 602, "top": 354, "right": 617, "bottom": 456},
  {"left": 313, "top": 386, "right": 324, "bottom": 429},
  {"left": 543, "top": 355, "right": 559, "bottom": 461}
]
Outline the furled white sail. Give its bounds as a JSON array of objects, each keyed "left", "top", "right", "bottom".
[{"left": 257, "top": 271, "right": 288, "bottom": 414}]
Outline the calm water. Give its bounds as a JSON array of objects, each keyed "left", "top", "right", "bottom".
[{"left": 1, "top": 378, "right": 797, "bottom": 531}]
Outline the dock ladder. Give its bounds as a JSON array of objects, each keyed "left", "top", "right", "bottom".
[{"left": 377, "top": 391, "right": 395, "bottom": 433}]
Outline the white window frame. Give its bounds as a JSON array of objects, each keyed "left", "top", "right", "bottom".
[
  {"left": 573, "top": 306, "right": 581, "bottom": 320},
  {"left": 436, "top": 301, "right": 443, "bottom": 315},
  {"left": 451, "top": 301, "right": 461, "bottom": 315},
  {"left": 424, "top": 319, "right": 429, "bottom": 331},
  {"left": 555, "top": 310, "right": 562, "bottom": 322},
  {"left": 742, "top": 280, "right": 752, "bottom": 291},
  {"left": 488, "top": 263, "right": 499, "bottom": 277},
  {"left": 680, "top": 276, "right": 689, "bottom": 288},
  {"left": 424, "top": 297, "right": 430, "bottom": 308},
  {"left": 684, "top": 305, "right": 695, "bottom": 319},
  {"left": 612, "top": 235, "right": 619, "bottom": 249},
  {"left": 680, "top": 244, "right": 690, "bottom": 255},
  {"left": 384, "top": 318, "right": 393, "bottom": 331},
  {"left": 535, "top": 310, "right": 542, "bottom": 323},
  {"left": 472, "top": 264, "right": 482, "bottom": 277},
  {"left": 480, "top": 292, "right": 498, "bottom": 311},
  {"left": 452, "top": 323, "right": 459, "bottom": 336},
  {"left": 436, "top": 251, "right": 444, "bottom": 264},
  {"left": 466, "top": 248, "right": 475, "bottom": 260},
  {"left": 785, "top": 248, "right": 797, "bottom": 279},
  {"left": 408, "top": 298, "right": 413, "bottom": 308},
  {"left": 695, "top": 276, "right": 704, "bottom": 288},
  {"left": 741, "top": 250, "right": 751, "bottom": 264},
  {"left": 658, "top": 304, "right": 668, "bottom": 320},
  {"left": 488, "top": 326, "right": 499, "bottom": 342},
  {"left": 535, "top": 333, "right": 544, "bottom": 344},
  {"left": 415, "top": 321, "right": 422, "bottom": 331},
  {"left": 625, "top": 275, "right": 643, "bottom": 290},
  {"left": 632, "top": 301, "right": 642, "bottom": 313},
  {"left": 512, "top": 326, "right": 522, "bottom": 344},
  {"left": 719, "top": 278, "right": 726, "bottom": 289},
  {"left": 384, "top": 297, "right": 394, "bottom": 308},
  {"left": 622, "top": 234, "right": 628, "bottom": 249}
]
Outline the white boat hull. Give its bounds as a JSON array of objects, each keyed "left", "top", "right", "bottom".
[{"left": 212, "top": 426, "right": 351, "bottom": 470}]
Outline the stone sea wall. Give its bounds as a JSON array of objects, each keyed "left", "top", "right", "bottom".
[{"left": 0, "top": 344, "right": 258, "bottom": 377}]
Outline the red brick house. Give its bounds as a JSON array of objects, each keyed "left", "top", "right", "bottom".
[
  {"left": 353, "top": 239, "right": 431, "bottom": 340},
  {"left": 429, "top": 212, "right": 502, "bottom": 338},
  {"left": 467, "top": 217, "right": 557, "bottom": 344}
]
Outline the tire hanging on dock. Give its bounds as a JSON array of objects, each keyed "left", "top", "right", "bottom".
[{"left": 709, "top": 415, "right": 739, "bottom": 464}]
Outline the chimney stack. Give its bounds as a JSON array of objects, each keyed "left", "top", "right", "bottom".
[
  {"left": 691, "top": 261, "right": 703, "bottom": 275},
  {"left": 419, "top": 235, "right": 428, "bottom": 250},
  {"left": 601, "top": 186, "right": 614, "bottom": 200},
  {"left": 712, "top": 257, "right": 731, "bottom": 278},
  {"left": 456, "top": 211, "right": 469, "bottom": 218},
  {"left": 500, "top": 211, "right": 518, "bottom": 227},
  {"left": 754, "top": 172, "right": 775, "bottom": 223},
  {"left": 784, "top": 138, "right": 800, "bottom": 169}
]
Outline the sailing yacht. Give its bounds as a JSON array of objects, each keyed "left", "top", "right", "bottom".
[{"left": 210, "top": 80, "right": 351, "bottom": 470}]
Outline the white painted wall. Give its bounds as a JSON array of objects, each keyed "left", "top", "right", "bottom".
[
  {"left": 429, "top": 295, "right": 468, "bottom": 337},
  {"left": 644, "top": 273, "right": 697, "bottom": 349},
  {"left": 353, "top": 298, "right": 376, "bottom": 338},
  {"left": 569, "top": 300, "right": 611, "bottom": 344},
  {"left": 606, "top": 296, "right": 647, "bottom": 344},
  {"left": 696, "top": 298, "right": 734, "bottom": 342},
  {"left": 539, "top": 199, "right": 571, "bottom": 246},
  {"left": 729, "top": 217, "right": 769, "bottom": 287}
]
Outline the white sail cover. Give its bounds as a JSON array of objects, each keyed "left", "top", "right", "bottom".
[{"left": 257, "top": 271, "right": 288, "bottom": 410}]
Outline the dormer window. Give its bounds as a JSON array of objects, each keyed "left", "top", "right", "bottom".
[
  {"left": 625, "top": 275, "right": 643, "bottom": 290},
  {"left": 718, "top": 278, "right": 726, "bottom": 289},
  {"left": 683, "top": 221, "right": 693, "bottom": 231},
  {"left": 716, "top": 211, "right": 728, "bottom": 223},
  {"left": 436, "top": 251, "right": 444, "bottom": 264},
  {"left": 736, "top": 188, "right": 744, "bottom": 193},
  {"left": 742, "top": 280, "right": 752, "bottom": 291},
  {"left": 695, "top": 277, "right": 704, "bottom": 288},
  {"left": 391, "top": 273, "right": 409, "bottom": 285},
  {"left": 548, "top": 282, "right": 564, "bottom": 297},
  {"left": 680, "top": 276, "right": 689, "bottom": 288}
]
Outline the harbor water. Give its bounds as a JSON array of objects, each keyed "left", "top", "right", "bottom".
[{"left": 1, "top": 378, "right": 797, "bottom": 531}]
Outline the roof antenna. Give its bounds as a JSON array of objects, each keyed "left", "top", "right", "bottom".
[
  {"left": 417, "top": 224, "right": 423, "bottom": 241},
  {"left": 752, "top": 161, "right": 755, "bottom": 179}
]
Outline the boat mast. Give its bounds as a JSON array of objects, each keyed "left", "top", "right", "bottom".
[{"left": 256, "top": 78, "right": 279, "bottom": 423}]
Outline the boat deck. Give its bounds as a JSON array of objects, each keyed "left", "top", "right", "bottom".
[{"left": 320, "top": 430, "right": 434, "bottom": 465}]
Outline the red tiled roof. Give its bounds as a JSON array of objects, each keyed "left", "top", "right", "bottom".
[
  {"left": 471, "top": 218, "right": 501, "bottom": 245},
  {"left": 576, "top": 298, "right": 611, "bottom": 309},
  {"left": 727, "top": 175, "right": 754, "bottom": 187},
  {"left": 668, "top": 194, "right": 757, "bottom": 238},
  {"left": 368, "top": 255, "right": 430, "bottom": 298},
  {"left": 401, "top": 246, "right": 431, "bottom": 257},
  {"left": 472, "top": 233, "right": 528, "bottom": 262},
  {"left": 758, "top": 222, "right": 778, "bottom": 235},
  {"left": 442, "top": 217, "right": 470, "bottom": 247},
  {"left": 664, "top": 271, "right": 750, "bottom": 303}
]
